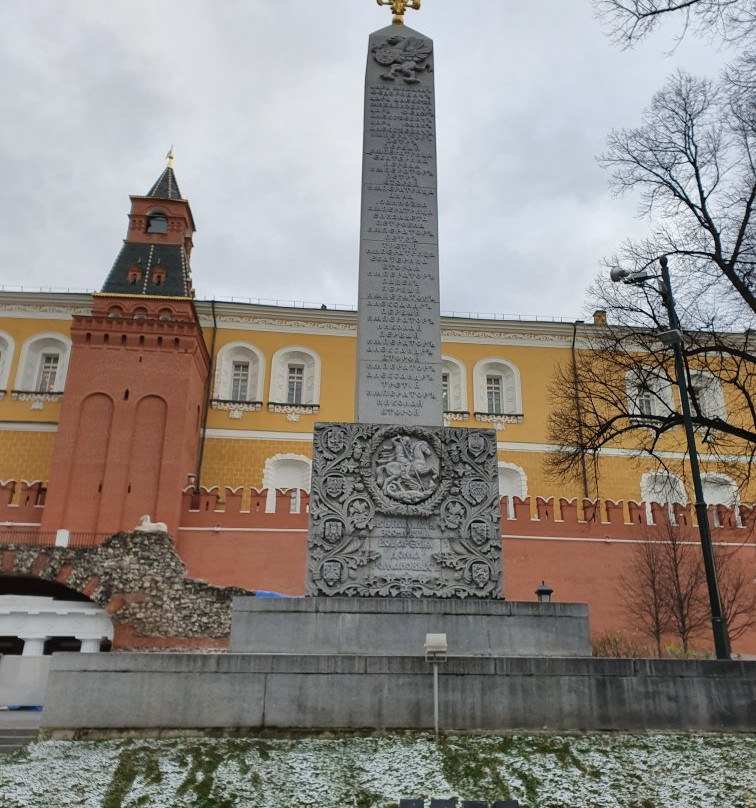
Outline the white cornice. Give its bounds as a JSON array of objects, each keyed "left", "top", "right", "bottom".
[
  {"left": 0, "top": 422, "right": 58, "bottom": 432},
  {"left": 204, "top": 428, "right": 313, "bottom": 441},
  {"left": 0, "top": 291, "right": 93, "bottom": 320}
]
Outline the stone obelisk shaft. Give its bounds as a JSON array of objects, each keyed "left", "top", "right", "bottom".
[{"left": 355, "top": 25, "right": 442, "bottom": 427}]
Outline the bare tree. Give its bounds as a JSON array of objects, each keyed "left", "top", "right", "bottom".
[
  {"left": 621, "top": 532, "right": 673, "bottom": 655},
  {"left": 715, "top": 546, "right": 756, "bottom": 639},
  {"left": 595, "top": 0, "right": 756, "bottom": 47},
  {"left": 547, "top": 67, "right": 756, "bottom": 496},
  {"left": 621, "top": 519, "right": 753, "bottom": 653},
  {"left": 662, "top": 521, "right": 710, "bottom": 651}
]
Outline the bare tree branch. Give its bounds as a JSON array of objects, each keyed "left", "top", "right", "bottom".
[
  {"left": 594, "top": 0, "right": 756, "bottom": 47},
  {"left": 547, "top": 66, "right": 755, "bottom": 499}
]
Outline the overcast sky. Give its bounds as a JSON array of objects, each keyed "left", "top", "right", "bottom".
[{"left": 0, "top": 1, "right": 733, "bottom": 320}]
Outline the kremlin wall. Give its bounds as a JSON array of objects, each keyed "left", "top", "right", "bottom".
[{"left": 0, "top": 164, "right": 754, "bottom": 658}]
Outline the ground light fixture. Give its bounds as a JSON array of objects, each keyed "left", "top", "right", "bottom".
[
  {"left": 610, "top": 255, "right": 731, "bottom": 660},
  {"left": 424, "top": 633, "right": 447, "bottom": 742}
]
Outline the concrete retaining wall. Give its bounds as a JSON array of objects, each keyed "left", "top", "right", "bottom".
[
  {"left": 230, "top": 597, "right": 591, "bottom": 657},
  {"left": 40, "top": 653, "right": 756, "bottom": 733},
  {"left": 0, "top": 656, "right": 50, "bottom": 707}
]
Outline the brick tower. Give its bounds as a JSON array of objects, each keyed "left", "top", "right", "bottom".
[{"left": 41, "top": 156, "right": 210, "bottom": 537}]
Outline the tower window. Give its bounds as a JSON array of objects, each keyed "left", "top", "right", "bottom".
[
  {"left": 37, "top": 354, "right": 59, "bottom": 393},
  {"left": 152, "top": 267, "right": 166, "bottom": 286},
  {"left": 127, "top": 266, "right": 142, "bottom": 284},
  {"left": 287, "top": 364, "right": 305, "bottom": 405},
  {"left": 441, "top": 372, "right": 450, "bottom": 411},
  {"left": 231, "top": 361, "right": 250, "bottom": 401},
  {"left": 146, "top": 212, "right": 168, "bottom": 234}
]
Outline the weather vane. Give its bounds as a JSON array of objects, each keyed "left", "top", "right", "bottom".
[{"left": 377, "top": 0, "right": 422, "bottom": 25}]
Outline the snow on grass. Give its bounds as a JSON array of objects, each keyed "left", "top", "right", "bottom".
[{"left": 0, "top": 732, "right": 754, "bottom": 808}]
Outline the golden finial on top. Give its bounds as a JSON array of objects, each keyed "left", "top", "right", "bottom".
[
  {"left": 377, "top": 0, "right": 422, "bottom": 25},
  {"left": 165, "top": 146, "right": 174, "bottom": 170}
]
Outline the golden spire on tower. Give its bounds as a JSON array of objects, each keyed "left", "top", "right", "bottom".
[
  {"left": 376, "top": 0, "right": 422, "bottom": 26},
  {"left": 165, "top": 146, "right": 174, "bottom": 170}
]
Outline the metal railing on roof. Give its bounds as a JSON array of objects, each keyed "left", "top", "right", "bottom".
[
  {"left": 0, "top": 285, "right": 96, "bottom": 294},
  {"left": 0, "top": 287, "right": 571, "bottom": 323}
]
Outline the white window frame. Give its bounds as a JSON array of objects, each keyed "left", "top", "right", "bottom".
[
  {"left": 473, "top": 358, "right": 521, "bottom": 415},
  {"left": 701, "top": 472, "right": 740, "bottom": 527},
  {"left": 626, "top": 368, "right": 675, "bottom": 421},
  {"left": 688, "top": 371, "right": 726, "bottom": 422},
  {"left": 640, "top": 470, "right": 687, "bottom": 524},
  {"left": 0, "top": 331, "right": 15, "bottom": 393},
  {"left": 286, "top": 364, "right": 305, "bottom": 405},
  {"left": 261, "top": 453, "right": 312, "bottom": 513},
  {"left": 269, "top": 347, "right": 320, "bottom": 406},
  {"left": 36, "top": 354, "right": 60, "bottom": 393},
  {"left": 498, "top": 463, "right": 528, "bottom": 519},
  {"left": 214, "top": 342, "right": 265, "bottom": 403},
  {"left": 14, "top": 334, "right": 71, "bottom": 394},
  {"left": 441, "top": 356, "right": 467, "bottom": 412},
  {"left": 231, "top": 361, "right": 250, "bottom": 401}
]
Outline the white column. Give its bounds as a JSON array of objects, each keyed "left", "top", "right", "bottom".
[
  {"left": 55, "top": 529, "right": 70, "bottom": 547},
  {"left": 21, "top": 637, "right": 47, "bottom": 656}
]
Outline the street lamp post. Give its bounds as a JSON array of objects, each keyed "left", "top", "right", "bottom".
[{"left": 611, "top": 256, "right": 731, "bottom": 660}]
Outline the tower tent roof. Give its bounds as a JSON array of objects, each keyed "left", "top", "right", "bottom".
[
  {"left": 144, "top": 166, "right": 182, "bottom": 201},
  {"left": 101, "top": 242, "right": 192, "bottom": 298}
]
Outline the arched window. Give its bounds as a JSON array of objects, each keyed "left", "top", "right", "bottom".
[
  {"left": 702, "top": 473, "right": 740, "bottom": 527},
  {"left": 688, "top": 371, "right": 726, "bottom": 422},
  {"left": 14, "top": 334, "right": 71, "bottom": 394},
  {"left": 626, "top": 368, "right": 675, "bottom": 420},
  {"left": 473, "top": 358, "right": 522, "bottom": 416},
  {"left": 441, "top": 356, "right": 467, "bottom": 412},
  {"left": 145, "top": 210, "right": 168, "bottom": 234},
  {"left": 269, "top": 347, "right": 321, "bottom": 406},
  {"left": 498, "top": 463, "right": 527, "bottom": 519},
  {"left": 214, "top": 342, "right": 265, "bottom": 403},
  {"left": 262, "top": 454, "right": 312, "bottom": 513},
  {"left": 0, "top": 331, "right": 15, "bottom": 394},
  {"left": 641, "top": 470, "right": 687, "bottom": 524}
]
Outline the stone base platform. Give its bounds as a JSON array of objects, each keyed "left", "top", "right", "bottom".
[
  {"left": 229, "top": 597, "right": 591, "bottom": 657},
  {"left": 39, "top": 653, "right": 756, "bottom": 733}
]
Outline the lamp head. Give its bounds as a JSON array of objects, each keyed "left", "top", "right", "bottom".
[
  {"left": 610, "top": 267, "right": 630, "bottom": 283},
  {"left": 424, "top": 632, "right": 448, "bottom": 660}
]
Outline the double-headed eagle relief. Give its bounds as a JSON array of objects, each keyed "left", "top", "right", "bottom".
[
  {"left": 372, "top": 35, "right": 433, "bottom": 83},
  {"left": 376, "top": 0, "right": 422, "bottom": 25}
]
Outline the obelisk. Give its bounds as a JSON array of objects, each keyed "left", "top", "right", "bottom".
[
  {"left": 306, "top": 3, "right": 502, "bottom": 598},
  {"left": 354, "top": 6, "right": 442, "bottom": 427}
]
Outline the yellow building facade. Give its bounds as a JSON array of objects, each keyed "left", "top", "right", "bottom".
[{"left": 1, "top": 290, "right": 753, "bottom": 514}]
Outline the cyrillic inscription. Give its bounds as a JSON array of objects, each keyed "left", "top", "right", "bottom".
[{"left": 356, "top": 28, "right": 442, "bottom": 426}]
